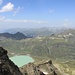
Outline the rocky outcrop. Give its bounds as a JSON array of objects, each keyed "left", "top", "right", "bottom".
[
  {"left": 0, "top": 47, "right": 61, "bottom": 75},
  {"left": 0, "top": 47, "right": 22, "bottom": 75},
  {"left": 20, "top": 60, "right": 61, "bottom": 75},
  {"left": 20, "top": 63, "right": 40, "bottom": 75}
]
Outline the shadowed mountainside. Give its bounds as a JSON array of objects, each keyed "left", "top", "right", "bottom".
[{"left": 0, "top": 32, "right": 29, "bottom": 40}]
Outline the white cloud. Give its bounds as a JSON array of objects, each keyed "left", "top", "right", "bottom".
[
  {"left": 4, "top": 19, "right": 48, "bottom": 23},
  {"left": 65, "top": 19, "right": 69, "bottom": 22},
  {"left": 64, "top": 19, "right": 69, "bottom": 26},
  {"left": 0, "top": 2, "right": 23, "bottom": 16},
  {"left": 13, "top": 6, "right": 23, "bottom": 16},
  {"left": 0, "top": 2, "right": 14, "bottom": 12},
  {"left": 49, "top": 9, "right": 54, "bottom": 13},
  {"left": 0, "top": 0, "right": 3, "bottom": 5},
  {"left": 64, "top": 19, "right": 72, "bottom": 27},
  {"left": 0, "top": 16, "right": 5, "bottom": 21},
  {"left": 0, "top": 18, "right": 48, "bottom": 29}
]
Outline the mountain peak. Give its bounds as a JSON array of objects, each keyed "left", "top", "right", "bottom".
[{"left": 0, "top": 32, "right": 28, "bottom": 40}]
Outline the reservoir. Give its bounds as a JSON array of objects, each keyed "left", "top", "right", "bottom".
[{"left": 10, "top": 55, "right": 34, "bottom": 67}]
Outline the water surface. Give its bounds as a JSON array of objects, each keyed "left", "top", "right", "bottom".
[{"left": 10, "top": 55, "right": 34, "bottom": 67}]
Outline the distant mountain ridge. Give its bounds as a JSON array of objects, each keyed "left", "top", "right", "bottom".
[
  {"left": 0, "top": 32, "right": 28, "bottom": 40},
  {"left": 5, "top": 27, "right": 67, "bottom": 37}
]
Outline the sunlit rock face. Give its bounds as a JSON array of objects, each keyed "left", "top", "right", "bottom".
[
  {"left": 20, "top": 60, "right": 61, "bottom": 75},
  {"left": 0, "top": 47, "right": 22, "bottom": 75}
]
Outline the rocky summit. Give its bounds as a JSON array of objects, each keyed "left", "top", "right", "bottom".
[
  {"left": 20, "top": 60, "right": 61, "bottom": 75},
  {"left": 0, "top": 47, "right": 22, "bottom": 75},
  {"left": 0, "top": 47, "right": 61, "bottom": 75}
]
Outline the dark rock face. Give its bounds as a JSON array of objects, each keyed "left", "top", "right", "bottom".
[
  {"left": 0, "top": 47, "right": 22, "bottom": 75},
  {"left": 13, "top": 32, "right": 27, "bottom": 40},
  {"left": 20, "top": 60, "right": 61, "bottom": 75}
]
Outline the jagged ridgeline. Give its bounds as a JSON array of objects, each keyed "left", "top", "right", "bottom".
[{"left": 0, "top": 47, "right": 61, "bottom": 75}]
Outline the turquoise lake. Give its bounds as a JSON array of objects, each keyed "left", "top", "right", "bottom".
[{"left": 10, "top": 55, "right": 34, "bottom": 67}]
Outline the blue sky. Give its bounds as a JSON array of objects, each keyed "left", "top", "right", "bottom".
[{"left": 0, "top": 0, "right": 75, "bottom": 30}]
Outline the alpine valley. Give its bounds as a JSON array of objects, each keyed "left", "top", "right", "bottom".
[{"left": 0, "top": 27, "right": 75, "bottom": 75}]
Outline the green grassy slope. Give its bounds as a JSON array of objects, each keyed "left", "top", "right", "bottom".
[{"left": 0, "top": 35, "right": 75, "bottom": 61}]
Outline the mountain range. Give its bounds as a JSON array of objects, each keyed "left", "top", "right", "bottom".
[{"left": 5, "top": 27, "right": 68, "bottom": 37}]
